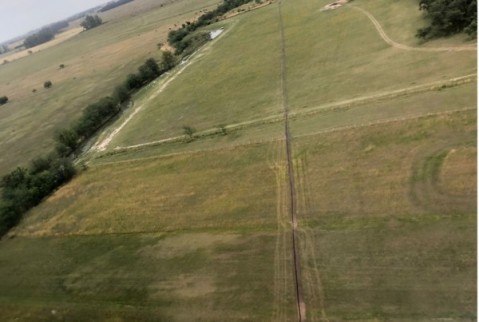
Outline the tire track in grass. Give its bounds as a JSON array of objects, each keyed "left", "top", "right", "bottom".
[
  {"left": 91, "top": 107, "right": 475, "bottom": 168},
  {"left": 269, "top": 140, "right": 289, "bottom": 322},
  {"left": 109, "top": 74, "right": 476, "bottom": 153},
  {"left": 296, "top": 157, "right": 329, "bottom": 322},
  {"left": 271, "top": 160, "right": 289, "bottom": 321},
  {"left": 278, "top": 2, "right": 306, "bottom": 320}
]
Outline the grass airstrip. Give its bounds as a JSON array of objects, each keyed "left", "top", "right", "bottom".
[{"left": 0, "top": 0, "right": 476, "bottom": 320}]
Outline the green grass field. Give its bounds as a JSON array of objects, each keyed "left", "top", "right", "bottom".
[
  {"left": 0, "top": 0, "right": 476, "bottom": 320},
  {"left": 107, "top": 3, "right": 283, "bottom": 148}
]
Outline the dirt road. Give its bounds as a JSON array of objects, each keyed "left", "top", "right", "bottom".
[{"left": 350, "top": 5, "right": 477, "bottom": 52}]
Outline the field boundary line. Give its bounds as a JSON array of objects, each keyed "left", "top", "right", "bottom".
[
  {"left": 292, "top": 74, "right": 476, "bottom": 117},
  {"left": 296, "top": 106, "right": 476, "bottom": 139},
  {"left": 91, "top": 137, "right": 285, "bottom": 167},
  {"left": 278, "top": 2, "right": 307, "bottom": 321},
  {"left": 349, "top": 5, "right": 477, "bottom": 52},
  {"left": 105, "top": 74, "right": 475, "bottom": 153},
  {"left": 348, "top": 4, "right": 477, "bottom": 52},
  {"left": 90, "top": 107, "right": 475, "bottom": 167}
]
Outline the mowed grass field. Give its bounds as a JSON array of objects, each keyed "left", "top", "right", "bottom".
[
  {"left": 0, "top": 0, "right": 219, "bottom": 176},
  {"left": 107, "top": 2, "right": 283, "bottom": 148},
  {"left": 4, "top": 142, "right": 297, "bottom": 321},
  {"left": 294, "top": 110, "right": 476, "bottom": 320},
  {"left": 0, "top": 0, "right": 476, "bottom": 320}
]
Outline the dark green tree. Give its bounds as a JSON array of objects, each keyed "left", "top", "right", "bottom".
[
  {"left": 417, "top": 0, "right": 477, "bottom": 39},
  {"left": 54, "top": 128, "right": 79, "bottom": 156},
  {"left": 161, "top": 50, "right": 176, "bottom": 71},
  {"left": 126, "top": 73, "right": 142, "bottom": 90},
  {"left": 0, "top": 96, "right": 8, "bottom": 105},
  {"left": 81, "top": 15, "right": 103, "bottom": 30},
  {"left": 113, "top": 85, "right": 131, "bottom": 104}
]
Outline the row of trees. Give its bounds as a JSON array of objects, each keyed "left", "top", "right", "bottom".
[
  {"left": 0, "top": 52, "right": 176, "bottom": 237},
  {"left": 168, "top": 0, "right": 254, "bottom": 53},
  {"left": 0, "top": 157, "right": 75, "bottom": 236},
  {"left": 416, "top": 0, "right": 477, "bottom": 39},
  {"left": 24, "top": 20, "right": 69, "bottom": 48},
  {"left": 100, "top": 0, "right": 135, "bottom": 12},
  {"left": 55, "top": 52, "right": 175, "bottom": 157},
  {"left": 81, "top": 15, "right": 103, "bottom": 31}
]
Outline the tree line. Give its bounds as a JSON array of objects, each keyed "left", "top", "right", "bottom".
[
  {"left": 100, "top": 0, "right": 135, "bottom": 12},
  {"left": 0, "top": 52, "right": 176, "bottom": 237},
  {"left": 0, "top": 157, "right": 75, "bottom": 236},
  {"left": 24, "top": 20, "right": 69, "bottom": 48},
  {"left": 417, "top": 0, "right": 477, "bottom": 39},
  {"left": 55, "top": 52, "right": 175, "bottom": 157},
  {"left": 168, "top": 0, "right": 254, "bottom": 54}
]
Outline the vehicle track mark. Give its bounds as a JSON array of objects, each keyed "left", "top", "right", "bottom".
[{"left": 278, "top": 2, "right": 306, "bottom": 320}]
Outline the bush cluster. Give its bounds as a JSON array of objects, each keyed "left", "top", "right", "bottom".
[
  {"left": 168, "top": 0, "right": 254, "bottom": 53},
  {"left": 417, "top": 0, "right": 477, "bottom": 39},
  {"left": 0, "top": 157, "right": 75, "bottom": 236},
  {"left": 81, "top": 15, "right": 103, "bottom": 30},
  {"left": 0, "top": 96, "right": 8, "bottom": 105},
  {"left": 24, "top": 21, "right": 69, "bottom": 48}
]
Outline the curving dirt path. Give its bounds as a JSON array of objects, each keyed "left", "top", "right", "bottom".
[{"left": 350, "top": 5, "right": 477, "bottom": 52}]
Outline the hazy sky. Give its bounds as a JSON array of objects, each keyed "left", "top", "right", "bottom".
[{"left": 0, "top": 0, "right": 109, "bottom": 43}]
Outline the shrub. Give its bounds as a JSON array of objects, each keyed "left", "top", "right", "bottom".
[
  {"left": 183, "top": 126, "right": 196, "bottom": 142},
  {"left": 0, "top": 96, "right": 8, "bottom": 105},
  {"left": 44, "top": 81, "right": 53, "bottom": 89},
  {"left": 81, "top": 15, "right": 103, "bottom": 30}
]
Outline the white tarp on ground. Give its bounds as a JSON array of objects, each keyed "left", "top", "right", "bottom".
[{"left": 209, "top": 29, "right": 224, "bottom": 40}]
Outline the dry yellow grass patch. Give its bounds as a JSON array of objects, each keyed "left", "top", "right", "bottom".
[
  {"left": 440, "top": 146, "right": 477, "bottom": 196},
  {"left": 1, "top": 28, "right": 84, "bottom": 64}
]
